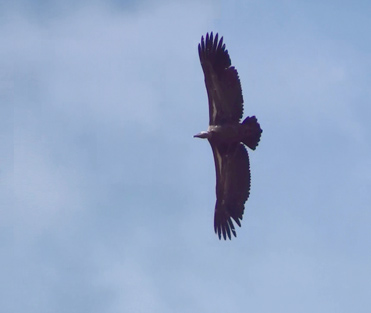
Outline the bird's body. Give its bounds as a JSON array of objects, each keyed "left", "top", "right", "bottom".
[{"left": 195, "top": 32, "right": 262, "bottom": 240}]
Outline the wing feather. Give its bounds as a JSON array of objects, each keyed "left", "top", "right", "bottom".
[
  {"left": 198, "top": 32, "right": 244, "bottom": 125},
  {"left": 210, "top": 142, "right": 251, "bottom": 240}
]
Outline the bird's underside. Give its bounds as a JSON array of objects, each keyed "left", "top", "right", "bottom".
[{"left": 195, "top": 32, "right": 262, "bottom": 240}]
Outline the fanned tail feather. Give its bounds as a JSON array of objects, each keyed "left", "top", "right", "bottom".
[{"left": 241, "top": 116, "right": 262, "bottom": 150}]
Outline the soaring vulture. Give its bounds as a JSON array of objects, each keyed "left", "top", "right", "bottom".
[{"left": 194, "top": 32, "right": 262, "bottom": 240}]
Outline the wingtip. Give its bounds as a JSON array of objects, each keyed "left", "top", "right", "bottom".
[{"left": 214, "top": 212, "right": 239, "bottom": 240}]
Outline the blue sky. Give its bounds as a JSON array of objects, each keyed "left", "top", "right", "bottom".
[{"left": 1, "top": 0, "right": 371, "bottom": 312}]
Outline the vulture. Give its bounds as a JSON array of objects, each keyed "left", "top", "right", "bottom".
[{"left": 194, "top": 32, "right": 262, "bottom": 240}]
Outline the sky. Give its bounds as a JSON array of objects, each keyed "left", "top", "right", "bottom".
[{"left": 1, "top": 0, "right": 371, "bottom": 312}]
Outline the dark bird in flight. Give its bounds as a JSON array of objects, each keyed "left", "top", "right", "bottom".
[{"left": 194, "top": 32, "right": 262, "bottom": 240}]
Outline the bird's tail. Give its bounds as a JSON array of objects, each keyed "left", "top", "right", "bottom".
[{"left": 241, "top": 116, "right": 262, "bottom": 150}]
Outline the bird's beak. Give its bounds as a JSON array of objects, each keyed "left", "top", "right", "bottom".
[{"left": 193, "top": 131, "right": 209, "bottom": 139}]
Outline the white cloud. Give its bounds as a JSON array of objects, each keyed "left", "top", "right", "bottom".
[
  {"left": 12, "top": 125, "right": 85, "bottom": 236},
  {"left": 1, "top": 0, "right": 216, "bottom": 234}
]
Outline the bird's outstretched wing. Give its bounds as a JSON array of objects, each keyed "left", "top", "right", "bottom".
[
  {"left": 211, "top": 141, "right": 251, "bottom": 240},
  {"left": 198, "top": 32, "right": 244, "bottom": 125}
]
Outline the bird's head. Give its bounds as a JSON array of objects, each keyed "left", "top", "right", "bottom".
[{"left": 193, "top": 131, "right": 211, "bottom": 139}]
